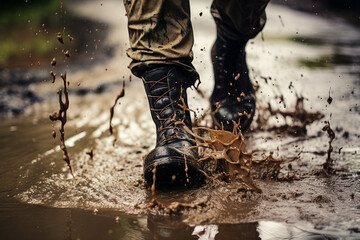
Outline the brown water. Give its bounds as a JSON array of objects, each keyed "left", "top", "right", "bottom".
[{"left": 1, "top": 0, "right": 360, "bottom": 239}]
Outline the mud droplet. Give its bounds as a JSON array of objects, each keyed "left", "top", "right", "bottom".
[
  {"left": 109, "top": 81, "right": 125, "bottom": 135},
  {"left": 327, "top": 90, "right": 333, "bottom": 104},
  {"left": 51, "top": 130, "right": 56, "bottom": 139},
  {"left": 278, "top": 15, "right": 285, "bottom": 27},
  {"left": 50, "top": 71, "right": 56, "bottom": 83},
  {"left": 67, "top": 34, "right": 74, "bottom": 41},
  {"left": 50, "top": 57, "right": 56, "bottom": 66},
  {"left": 322, "top": 122, "right": 335, "bottom": 175},
  {"left": 86, "top": 148, "right": 94, "bottom": 159},
  {"left": 63, "top": 50, "right": 70, "bottom": 58},
  {"left": 338, "top": 147, "right": 343, "bottom": 154},
  {"left": 57, "top": 32, "right": 64, "bottom": 44},
  {"left": 288, "top": 81, "right": 293, "bottom": 90}
]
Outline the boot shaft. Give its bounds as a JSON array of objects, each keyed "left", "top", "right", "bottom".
[
  {"left": 211, "top": 34, "right": 253, "bottom": 101},
  {"left": 142, "top": 66, "right": 194, "bottom": 146}
]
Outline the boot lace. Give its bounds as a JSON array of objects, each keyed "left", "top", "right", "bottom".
[{"left": 144, "top": 75, "right": 188, "bottom": 145}]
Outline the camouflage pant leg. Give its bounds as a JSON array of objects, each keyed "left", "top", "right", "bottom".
[{"left": 123, "top": 0, "right": 198, "bottom": 80}]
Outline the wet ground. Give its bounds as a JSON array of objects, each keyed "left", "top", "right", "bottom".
[{"left": 0, "top": 0, "right": 359, "bottom": 239}]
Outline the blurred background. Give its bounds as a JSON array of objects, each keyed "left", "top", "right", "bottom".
[{"left": 0, "top": 0, "right": 359, "bottom": 115}]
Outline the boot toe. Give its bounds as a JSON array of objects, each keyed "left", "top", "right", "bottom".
[{"left": 143, "top": 144, "right": 204, "bottom": 188}]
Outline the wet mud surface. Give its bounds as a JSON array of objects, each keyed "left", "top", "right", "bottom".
[{"left": 1, "top": 0, "right": 360, "bottom": 239}]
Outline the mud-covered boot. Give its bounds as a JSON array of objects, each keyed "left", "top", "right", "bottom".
[
  {"left": 211, "top": 33, "right": 256, "bottom": 132},
  {"left": 142, "top": 65, "right": 203, "bottom": 187}
]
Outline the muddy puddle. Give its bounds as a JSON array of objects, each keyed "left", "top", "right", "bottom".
[{"left": 0, "top": 0, "right": 360, "bottom": 239}]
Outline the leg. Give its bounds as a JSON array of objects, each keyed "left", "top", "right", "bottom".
[
  {"left": 123, "top": 0, "right": 198, "bottom": 80},
  {"left": 211, "top": 0, "right": 269, "bottom": 41},
  {"left": 123, "top": 0, "right": 203, "bottom": 187},
  {"left": 210, "top": 0, "right": 270, "bottom": 132}
]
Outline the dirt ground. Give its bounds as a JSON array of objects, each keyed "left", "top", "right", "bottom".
[{"left": 0, "top": 0, "right": 359, "bottom": 239}]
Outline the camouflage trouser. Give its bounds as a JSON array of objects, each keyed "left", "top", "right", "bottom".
[{"left": 123, "top": 0, "right": 270, "bottom": 79}]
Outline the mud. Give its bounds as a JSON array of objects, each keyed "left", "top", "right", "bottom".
[{"left": 0, "top": 1, "right": 360, "bottom": 239}]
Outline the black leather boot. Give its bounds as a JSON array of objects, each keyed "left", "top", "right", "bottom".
[
  {"left": 211, "top": 33, "right": 256, "bottom": 132},
  {"left": 142, "top": 65, "right": 203, "bottom": 187}
]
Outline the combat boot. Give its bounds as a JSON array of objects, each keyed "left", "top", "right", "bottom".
[
  {"left": 142, "top": 65, "right": 203, "bottom": 187},
  {"left": 211, "top": 33, "right": 256, "bottom": 132}
]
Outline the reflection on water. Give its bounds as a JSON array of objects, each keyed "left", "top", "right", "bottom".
[
  {"left": 0, "top": 204, "right": 351, "bottom": 240},
  {"left": 192, "top": 225, "right": 219, "bottom": 240}
]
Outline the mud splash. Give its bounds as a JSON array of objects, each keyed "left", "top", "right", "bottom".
[
  {"left": 47, "top": 16, "right": 78, "bottom": 175},
  {"left": 109, "top": 81, "right": 125, "bottom": 135},
  {"left": 184, "top": 123, "right": 262, "bottom": 192},
  {"left": 116, "top": 82, "right": 264, "bottom": 212},
  {"left": 255, "top": 93, "right": 324, "bottom": 136},
  {"left": 103, "top": 85, "right": 284, "bottom": 214},
  {"left": 321, "top": 122, "right": 335, "bottom": 175},
  {"left": 140, "top": 118, "right": 286, "bottom": 214},
  {"left": 49, "top": 71, "right": 73, "bottom": 176}
]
